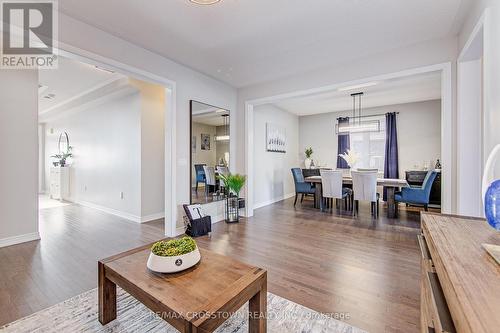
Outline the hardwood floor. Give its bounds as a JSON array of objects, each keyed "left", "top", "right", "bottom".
[{"left": 0, "top": 198, "right": 424, "bottom": 332}]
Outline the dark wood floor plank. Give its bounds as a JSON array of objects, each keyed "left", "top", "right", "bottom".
[{"left": 0, "top": 198, "right": 423, "bottom": 332}]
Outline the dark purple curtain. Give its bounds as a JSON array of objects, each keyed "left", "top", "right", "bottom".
[
  {"left": 384, "top": 112, "right": 399, "bottom": 201},
  {"left": 336, "top": 117, "right": 350, "bottom": 169}
]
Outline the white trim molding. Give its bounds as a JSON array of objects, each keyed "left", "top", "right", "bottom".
[
  {"left": 76, "top": 200, "right": 142, "bottom": 223},
  {"left": 77, "top": 200, "right": 165, "bottom": 224},
  {"left": 175, "top": 226, "right": 186, "bottom": 236},
  {"left": 0, "top": 232, "right": 41, "bottom": 248},
  {"left": 253, "top": 192, "right": 295, "bottom": 210},
  {"left": 141, "top": 212, "right": 165, "bottom": 223}
]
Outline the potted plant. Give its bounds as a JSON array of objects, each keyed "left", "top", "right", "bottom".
[
  {"left": 51, "top": 146, "right": 73, "bottom": 167},
  {"left": 304, "top": 147, "right": 313, "bottom": 169},
  {"left": 147, "top": 236, "right": 201, "bottom": 273},
  {"left": 219, "top": 173, "right": 246, "bottom": 223}
]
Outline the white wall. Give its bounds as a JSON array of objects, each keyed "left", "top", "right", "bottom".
[
  {"left": 457, "top": 59, "right": 483, "bottom": 217},
  {"left": 0, "top": 70, "right": 40, "bottom": 247},
  {"left": 38, "top": 123, "right": 46, "bottom": 193},
  {"left": 298, "top": 100, "right": 441, "bottom": 178},
  {"left": 253, "top": 105, "right": 299, "bottom": 208},
  {"left": 45, "top": 90, "right": 143, "bottom": 218},
  {"left": 132, "top": 79, "right": 166, "bottom": 218},
  {"left": 482, "top": 6, "right": 500, "bottom": 178}
]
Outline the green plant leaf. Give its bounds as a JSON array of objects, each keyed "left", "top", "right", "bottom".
[{"left": 151, "top": 236, "right": 197, "bottom": 257}]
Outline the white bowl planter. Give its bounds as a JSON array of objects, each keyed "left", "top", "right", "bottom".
[{"left": 147, "top": 247, "right": 201, "bottom": 273}]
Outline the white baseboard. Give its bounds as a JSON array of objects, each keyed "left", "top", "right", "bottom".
[
  {"left": 77, "top": 200, "right": 142, "bottom": 223},
  {"left": 253, "top": 192, "right": 295, "bottom": 210},
  {"left": 141, "top": 212, "right": 165, "bottom": 223},
  {"left": 211, "top": 214, "right": 225, "bottom": 223},
  {"left": 77, "top": 200, "right": 165, "bottom": 224},
  {"left": 0, "top": 232, "right": 40, "bottom": 248},
  {"left": 175, "top": 226, "right": 186, "bottom": 236}
]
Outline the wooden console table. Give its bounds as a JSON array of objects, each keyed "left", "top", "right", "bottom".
[{"left": 419, "top": 213, "right": 500, "bottom": 333}]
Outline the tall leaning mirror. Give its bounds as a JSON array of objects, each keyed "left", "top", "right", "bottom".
[{"left": 190, "top": 100, "right": 230, "bottom": 204}]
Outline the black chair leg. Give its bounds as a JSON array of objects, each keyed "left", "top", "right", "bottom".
[
  {"left": 424, "top": 204, "right": 428, "bottom": 211},
  {"left": 294, "top": 193, "right": 298, "bottom": 206},
  {"left": 301, "top": 194, "right": 305, "bottom": 203}
]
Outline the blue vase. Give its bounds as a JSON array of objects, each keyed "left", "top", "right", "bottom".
[{"left": 485, "top": 179, "right": 500, "bottom": 230}]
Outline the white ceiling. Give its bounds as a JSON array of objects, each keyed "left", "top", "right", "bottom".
[
  {"left": 39, "top": 56, "right": 124, "bottom": 113},
  {"left": 192, "top": 101, "right": 230, "bottom": 126},
  {"left": 59, "top": 0, "right": 473, "bottom": 88},
  {"left": 271, "top": 71, "right": 442, "bottom": 116}
]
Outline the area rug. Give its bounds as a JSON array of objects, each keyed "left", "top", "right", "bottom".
[{"left": 0, "top": 288, "right": 367, "bottom": 333}]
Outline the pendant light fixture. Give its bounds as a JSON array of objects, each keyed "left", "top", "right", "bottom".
[
  {"left": 215, "top": 114, "right": 229, "bottom": 141},
  {"left": 335, "top": 92, "right": 380, "bottom": 134}
]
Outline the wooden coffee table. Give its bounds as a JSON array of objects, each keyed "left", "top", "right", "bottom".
[{"left": 98, "top": 242, "right": 267, "bottom": 332}]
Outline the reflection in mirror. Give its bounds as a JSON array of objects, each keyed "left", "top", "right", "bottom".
[
  {"left": 190, "top": 100, "right": 230, "bottom": 204},
  {"left": 58, "top": 132, "right": 70, "bottom": 154}
]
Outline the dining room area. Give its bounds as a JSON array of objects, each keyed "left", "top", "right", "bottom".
[{"left": 252, "top": 70, "right": 443, "bottom": 222}]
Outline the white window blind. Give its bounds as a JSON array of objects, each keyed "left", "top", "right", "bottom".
[{"left": 350, "top": 115, "right": 386, "bottom": 172}]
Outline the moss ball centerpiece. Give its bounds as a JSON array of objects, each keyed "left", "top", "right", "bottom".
[{"left": 147, "top": 237, "right": 201, "bottom": 273}]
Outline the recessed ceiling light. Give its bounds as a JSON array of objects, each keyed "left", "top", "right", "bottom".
[
  {"left": 189, "top": 0, "right": 222, "bottom": 4},
  {"left": 338, "top": 82, "right": 379, "bottom": 92}
]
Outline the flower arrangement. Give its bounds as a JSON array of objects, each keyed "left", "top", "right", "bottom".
[{"left": 339, "top": 149, "right": 359, "bottom": 168}]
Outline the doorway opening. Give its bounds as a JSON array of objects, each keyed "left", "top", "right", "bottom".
[
  {"left": 245, "top": 63, "right": 453, "bottom": 217},
  {"left": 37, "top": 53, "right": 175, "bottom": 234}
]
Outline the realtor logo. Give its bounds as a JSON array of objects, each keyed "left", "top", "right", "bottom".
[{"left": 1, "top": 0, "right": 58, "bottom": 68}]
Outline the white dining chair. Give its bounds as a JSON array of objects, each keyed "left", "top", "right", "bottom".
[
  {"left": 203, "top": 166, "right": 217, "bottom": 197},
  {"left": 320, "top": 169, "right": 351, "bottom": 211},
  {"left": 217, "top": 166, "right": 230, "bottom": 192},
  {"left": 351, "top": 170, "right": 379, "bottom": 218}
]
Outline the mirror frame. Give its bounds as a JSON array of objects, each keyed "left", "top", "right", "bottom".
[
  {"left": 58, "top": 131, "right": 70, "bottom": 155},
  {"left": 189, "top": 100, "right": 230, "bottom": 204}
]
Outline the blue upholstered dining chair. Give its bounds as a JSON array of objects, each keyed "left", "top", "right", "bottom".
[
  {"left": 395, "top": 170, "right": 438, "bottom": 211},
  {"left": 194, "top": 164, "right": 206, "bottom": 192},
  {"left": 291, "top": 168, "right": 316, "bottom": 206}
]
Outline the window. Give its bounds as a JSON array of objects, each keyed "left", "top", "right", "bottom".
[{"left": 350, "top": 115, "right": 386, "bottom": 172}]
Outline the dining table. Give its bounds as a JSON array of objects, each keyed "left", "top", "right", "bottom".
[{"left": 305, "top": 175, "right": 409, "bottom": 218}]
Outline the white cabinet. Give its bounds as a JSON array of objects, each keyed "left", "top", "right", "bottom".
[{"left": 50, "top": 167, "right": 70, "bottom": 200}]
